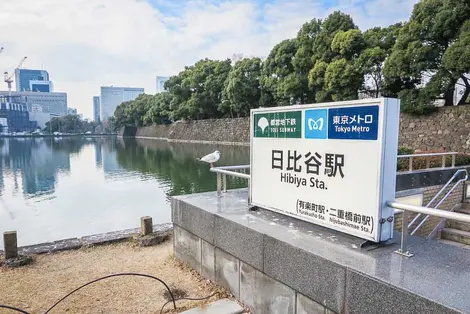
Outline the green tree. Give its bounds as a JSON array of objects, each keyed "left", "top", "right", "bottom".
[
  {"left": 260, "top": 39, "right": 298, "bottom": 106},
  {"left": 143, "top": 92, "right": 172, "bottom": 125},
  {"left": 384, "top": 0, "right": 470, "bottom": 112},
  {"left": 357, "top": 23, "right": 403, "bottom": 98},
  {"left": 222, "top": 57, "right": 262, "bottom": 117},
  {"left": 44, "top": 115, "right": 96, "bottom": 133},
  {"left": 308, "top": 12, "right": 362, "bottom": 102}
]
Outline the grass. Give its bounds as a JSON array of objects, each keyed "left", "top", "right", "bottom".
[{"left": 0, "top": 239, "right": 231, "bottom": 314}]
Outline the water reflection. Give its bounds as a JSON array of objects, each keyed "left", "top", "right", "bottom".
[
  {"left": 0, "top": 137, "right": 249, "bottom": 246},
  {"left": 115, "top": 138, "right": 249, "bottom": 197}
]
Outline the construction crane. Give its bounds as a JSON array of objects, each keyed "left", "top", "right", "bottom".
[{"left": 4, "top": 56, "right": 27, "bottom": 95}]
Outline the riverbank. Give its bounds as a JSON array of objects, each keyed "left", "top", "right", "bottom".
[
  {"left": 121, "top": 105, "right": 470, "bottom": 151},
  {"left": 0, "top": 240, "right": 233, "bottom": 313}
]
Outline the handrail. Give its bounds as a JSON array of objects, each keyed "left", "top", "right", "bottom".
[
  {"left": 410, "top": 170, "right": 468, "bottom": 236},
  {"left": 397, "top": 152, "right": 458, "bottom": 172},
  {"left": 407, "top": 169, "right": 468, "bottom": 235},
  {"left": 388, "top": 201, "right": 470, "bottom": 223},
  {"left": 210, "top": 166, "right": 250, "bottom": 197},
  {"left": 388, "top": 200, "right": 470, "bottom": 257}
]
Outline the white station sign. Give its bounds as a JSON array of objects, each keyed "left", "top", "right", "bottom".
[{"left": 250, "top": 98, "right": 400, "bottom": 242}]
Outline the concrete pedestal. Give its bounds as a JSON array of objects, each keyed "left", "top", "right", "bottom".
[{"left": 172, "top": 189, "right": 470, "bottom": 314}]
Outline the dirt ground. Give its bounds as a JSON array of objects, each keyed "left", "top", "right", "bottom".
[{"left": 0, "top": 239, "right": 231, "bottom": 314}]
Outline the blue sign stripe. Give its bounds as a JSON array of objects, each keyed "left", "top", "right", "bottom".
[{"left": 327, "top": 105, "right": 379, "bottom": 140}]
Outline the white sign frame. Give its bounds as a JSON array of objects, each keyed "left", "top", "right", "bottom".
[{"left": 249, "top": 98, "right": 400, "bottom": 242}]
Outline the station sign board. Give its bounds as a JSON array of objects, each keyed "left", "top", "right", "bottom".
[{"left": 250, "top": 98, "right": 400, "bottom": 242}]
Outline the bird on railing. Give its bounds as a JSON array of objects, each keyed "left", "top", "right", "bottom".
[{"left": 197, "top": 150, "right": 221, "bottom": 168}]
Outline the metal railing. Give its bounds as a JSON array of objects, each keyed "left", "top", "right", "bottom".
[
  {"left": 210, "top": 159, "right": 470, "bottom": 258},
  {"left": 389, "top": 201, "right": 470, "bottom": 257},
  {"left": 407, "top": 168, "right": 468, "bottom": 236},
  {"left": 210, "top": 165, "right": 250, "bottom": 197},
  {"left": 398, "top": 152, "right": 458, "bottom": 172}
]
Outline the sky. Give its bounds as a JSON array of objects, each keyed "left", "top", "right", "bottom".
[{"left": 0, "top": 0, "right": 418, "bottom": 119}]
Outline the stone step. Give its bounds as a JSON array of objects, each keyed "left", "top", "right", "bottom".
[
  {"left": 441, "top": 228, "right": 470, "bottom": 245},
  {"left": 446, "top": 220, "right": 470, "bottom": 232},
  {"left": 460, "top": 202, "right": 470, "bottom": 210},
  {"left": 455, "top": 207, "right": 470, "bottom": 215},
  {"left": 439, "top": 239, "right": 470, "bottom": 249},
  {"left": 180, "top": 299, "right": 244, "bottom": 314}
]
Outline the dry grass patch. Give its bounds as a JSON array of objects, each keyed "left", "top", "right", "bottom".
[{"left": 0, "top": 240, "right": 229, "bottom": 313}]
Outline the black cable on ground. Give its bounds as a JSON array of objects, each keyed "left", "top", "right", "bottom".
[
  {"left": 0, "top": 304, "right": 31, "bottom": 314},
  {"left": 159, "top": 292, "right": 219, "bottom": 314},
  {"left": 0, "top": 272, "right": 216, "bottom": 314},
  {"left": 44, "top": 273, "right": 177, "bottom": 313}
]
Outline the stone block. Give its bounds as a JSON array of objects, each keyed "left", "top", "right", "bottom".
[
  {"left": 201, "top": 240, "right": 215, "bottom": 282},
  {"left": 240, "top": 262, "right": 295, "bottom": 314},
  {"left": 345, "top": 270, "right": 459, "bottom": 314},
  {"left": 263, "top": 236, "right": 345, "bottom": 314},
  {"left": 174, "top": 226, "right": 201, "bottom": 273},
  {"left": 297, "top": 293, "right": 336, "bottom": 314},
  {"left": 141, "top": 216, "right": 153, "bottom": 235},
  {"left": 180, "top": 298, "right": 243, "bottom": 314},
  {"left": 215, "top": 248, "right": 240, "bottom": 299},
  {"left": 172, "top": 199, "right": 215, "bottom": 244},
  {"left": 3, "top": 231, "right": 18, "bottom": 259},
  {"left": 214, "top": 215, "right": 264, "bottom": 270},
  {"left": 240, "top": 262, "right": 257, "bottom": 311}
]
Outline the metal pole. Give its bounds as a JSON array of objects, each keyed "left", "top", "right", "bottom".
[
  {"left": 426, "top": 158, "right": 430, "bottom": 169},
  {"left": 395, "top": 210, "right": 413, "bottom": 257},
  {"left": 223, "top": 174, "right": 227, "bottom": 193},
  {"left": 452, "top": 154, "right": 456, "bottom": 168},
  {"left": 442, "top": 155, "right": 446, "bottom": 168},
  {"left": 216, "top": 172, "right": 222, "bottom": 197},
  {"left": 409, "top": 157, "right": 413, "bottom": 172}
]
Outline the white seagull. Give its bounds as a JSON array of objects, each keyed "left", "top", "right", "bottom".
[{"left": 197, "top": 150, "right": 221, "bottom": 168}]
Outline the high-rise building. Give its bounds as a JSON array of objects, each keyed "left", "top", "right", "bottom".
[
  {"left": 15, "top": 69, "right": 50, "bottom": 92},
  {"left": 93, "top": 96, "right": 100, "bottom": 122},
  {"left": 0, "top": 91, "right": 67, "bottom": 116},
  {"left": 29, "top": 80, "right": 54, "bottom": 92},
  {"left": 156, "top": 76, "right": 169, "bottom": 93},
  {"left": 100, "top": 86, "right": 144, "bottom": 120}
]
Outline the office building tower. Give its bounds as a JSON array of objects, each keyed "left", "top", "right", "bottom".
[
  {"left": 29, "top": 80, "right": 54, "bottom": 92},
  {"left": 156, "top": 76, "right": 169, "bottom": 93},
  {"left": 0, "top": 91, "right": 67, "bottom": 116},
  {"left": 0, "top": 95, "right": 37, "bottom": 132},
  {"left": 15, "top": 69, "right": 50, "bottom": 92},
  {"left": 100, "top": 86, "right": 144, "bottom": 120},
  {"left": 93, "top": 96, "right": 100, "bottom": 122}
]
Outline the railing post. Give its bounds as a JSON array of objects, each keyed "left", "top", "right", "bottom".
[
  {"left": 223, "top": 174, "right": 227, "bottom": 193},
  {"left": 442, "top": 155, "right": 446, "bottom": 168},
  {"left": 409, "top": 157, "right": 413, "bottom": 172},
  {"left": 426, "top": 158, "right": 430, "bottom": 169},
  {"left": 452, "top": 154, "right": 456, "bottom": 168},
  {"left": 395, "top": 210, "right": 414, "bottom": 257},
  {"left": 216, "top": 172, "right": 222, "bottom": 197}
]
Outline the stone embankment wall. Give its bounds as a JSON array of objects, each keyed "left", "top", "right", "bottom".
[
  {"left": 128, "top": 105, "right": 470, "bottom": 151},
  {"left": 400, "top": 106, "right": 470, "bottom": 152},
  {"left": 134, "top": 118, "right": 250, "bottom": 145}
]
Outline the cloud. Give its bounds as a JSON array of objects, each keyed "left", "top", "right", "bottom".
[{"left": 0, "top": 0, "right": 417, "bottom": 119}]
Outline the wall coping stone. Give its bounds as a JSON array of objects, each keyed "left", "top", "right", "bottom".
[{"left": 173, "top": 189, "right": 470, "bottom": 313}]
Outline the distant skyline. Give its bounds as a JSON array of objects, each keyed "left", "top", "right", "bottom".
[{"left": 0, "top": 0, "right": 418, "bottom": 119}]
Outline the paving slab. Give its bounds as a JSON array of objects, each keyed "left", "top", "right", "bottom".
[{"left": 180, "top": 298, "right": 243, "bottom": 314}]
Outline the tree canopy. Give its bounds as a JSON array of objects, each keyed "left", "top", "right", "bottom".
[{"left": 113, "top": 0, "right": 470, "bottom": 128}]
